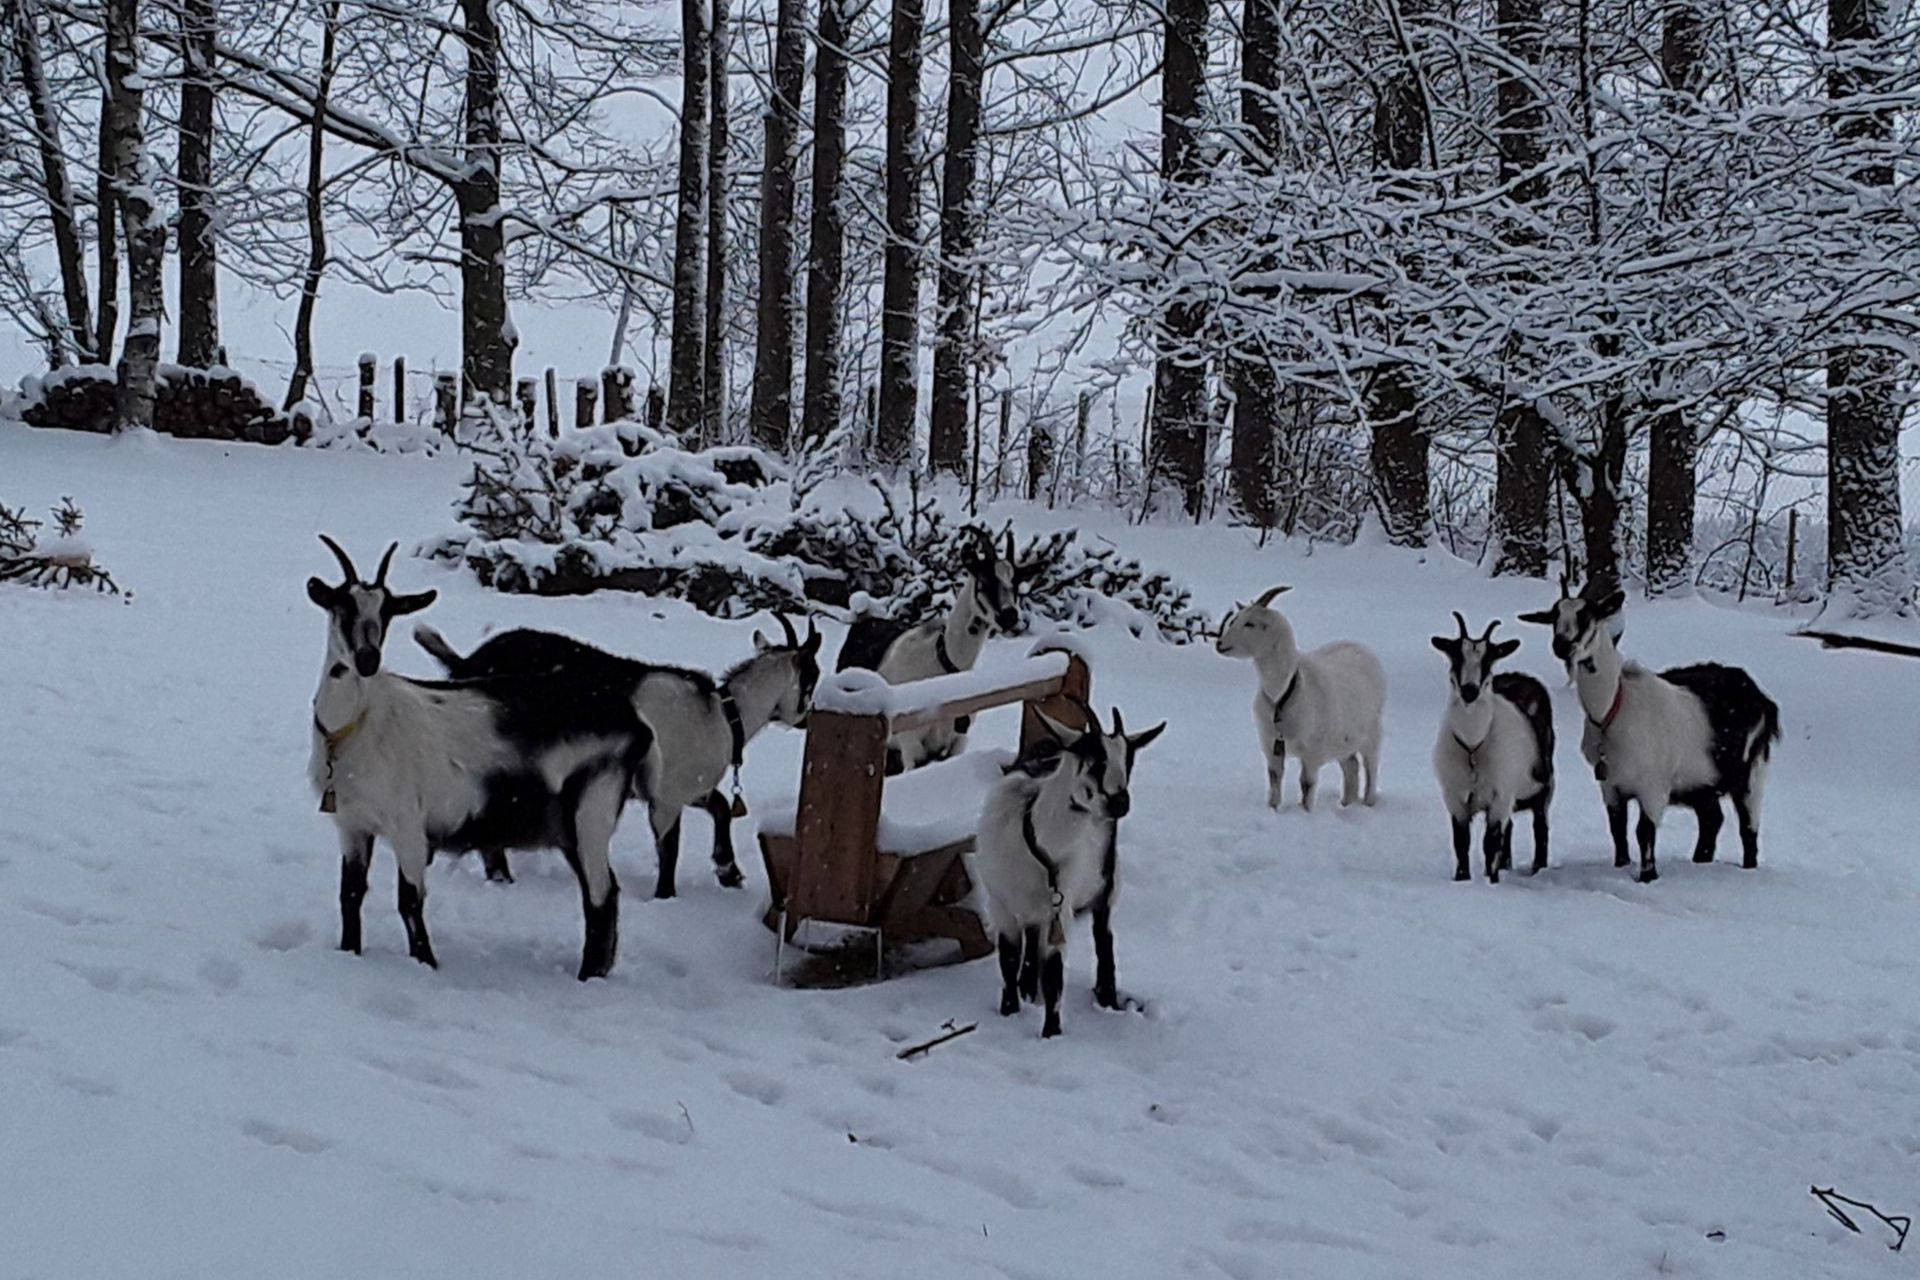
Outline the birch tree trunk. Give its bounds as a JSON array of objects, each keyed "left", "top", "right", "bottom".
[
  {"left": 175, "top": 0, "right": 219, "bottom": 367},
  {"left": 876, "top": 0, "right": 925, "bottom": 469},
  {"left": 104, "top": 0, "right": 163, "bottom": 431},
  {"left": 8, "top": 0, "right": 94, "bottom": 365},
  {"left": 94, "top": 86, "right": 119, "bottom": 368},
  {"left": 1489, "top": 0, "right": 1550, "bottom": 578},
  {"left": 1824, "top": 0, "right": 1909, "bottom": 612},
  {"left": 801, "top": 0, "right": 847, "bottom": 444},
  {"left": 665, "top": 0, "right": 709, "bottom": 435},
  {"left": 703, "top": 0, "right": 730, "bottom": 443},
  {"left": 284, "top": 0, "right": 338, "bottom": 411},
  {"left": 927, "top": 0, "right": 982, "bottom": 475},
  {"left": 749, "top": 0, "right": 807, "bottom": 450},
  {"left": 1149, "top": 0, "right": 1209, "bottom": 517}
]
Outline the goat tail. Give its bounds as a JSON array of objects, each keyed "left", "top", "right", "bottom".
[
  {"left": 1749, "top": 692, "right": 1782, "bottom": 766},
  {"left": 412, "top": 624, "right": 464, "bottom": 673}
]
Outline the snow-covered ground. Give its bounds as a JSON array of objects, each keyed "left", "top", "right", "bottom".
[{"left": 5, "top": 422, "right": 1919, "bottom": 1279}]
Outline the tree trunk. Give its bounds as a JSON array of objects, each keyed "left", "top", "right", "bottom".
[
  {"left": 1227, "top": 0, "right": 1282, "bottom": 525},
  {"left": 285, "top": 1, "right": 338, "bottom": 410},
  {"left": 1558, "top": 395, "right": 1628, "bottom": 599},
  {"left": 1149, "top": 0, "right": 1209, "bottom": 517},
  {"left": 749, "top": 0, "right": 807, "bottom": 451},
  {"left": 875, "top": 0, "right": 925, "bottom": 469},
  {"left": 1824, "top": 0, "right": 1908, "bottom": 611},
  {"left": 927, "top": 0, "right": 982, "bottom": 475},
  {"left": 801, "top": 0, "right": 848, "bottom": 444},
  {"left": 9, "top": 0, "right": 94, "bottom": 365},
  {"left": 1644, "top": 0, "right": 1706, "bottom": 596},
  {"left": 1366, "top": 0, "right": 1432, "bottom": 545},
  {"left": 703, "top": 0, "right": 730, "bottom": 443},
  {"left": 665, "top": 0, "right": 709, "bottom": 435},
  {"left": 104, "top": 0, "right": 163, "bottom": 431},
  {"left": 94, "top": 84, "right": 119, "bottom": 367},
  {"left": 175, "top": 0, "right": 219, "bottom": 367},
  {"left": 456, "top": 0, "right": 514, "bottom": 411},
  {"left": 1489, "top": 0, "right": 1550, "bottom": 577}
]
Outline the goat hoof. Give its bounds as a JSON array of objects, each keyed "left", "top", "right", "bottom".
[
  {"left": 1613, "top": 853, "right": 1631, "bottom": 868},
  {"left": 1742, "top": 855, "right": 1758, "bottom": 870},
  {"left": 1000, "top": 993, "right": 1019, "bottom": 1017},
  {"left": 411, "top": 948, "right": 439, "bottom": 969},
  {"left": 1529, "top": 861, "right": 1546, "bottom": 875},
  {"left": 653, "top": 885, "right": 676, "bottom": 901},
  {"left": 1452, "top": 870, "right": 1469, "bottom": 882},
  {"left": 1638, "top": 867, "right": 1659, "bottom": 884},
  {"left": 1041, "top": 1020, "right": 1062, "bottom": 1039},
  {"left": 715, "top": 864, "right": 745, "bottom": 889},
  {"left": 1692, "top": 849, "right": 1714, "bottom": 864},
  {"left": 1487, "top": 873, "right": 1500, "bottom": 885}
]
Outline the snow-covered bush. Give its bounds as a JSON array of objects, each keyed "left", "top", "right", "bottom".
[
  {"left": 426, "top": 419, "right": 1213, "bottom": 641},
  {"left": 0, "top": 497, "right": 123, "bottom": 595}
]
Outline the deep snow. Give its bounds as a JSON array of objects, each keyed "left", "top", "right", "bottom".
[{"left": 4, "top": 422, "right": 1920, "bottom": 1279}]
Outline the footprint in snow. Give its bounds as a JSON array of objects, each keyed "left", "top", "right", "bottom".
[
  {"left": 611, "top": 1106, "right": 695, "bottom": 1146},
  {"left": 723, "top": 1069, "right": 785, "bottom": 1106},
  {"left": 197, "top": 955, "right": 242, "bottom": 993},
  {"left": 241, "top": 1117, "right": 335, "bottom": 1155},
  {"left": 253, "top": 918, "right": 312, "bottom": 953}
]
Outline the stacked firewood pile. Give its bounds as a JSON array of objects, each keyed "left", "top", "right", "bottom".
[{"left": 21, "top": 365, "right": 305, "bottom": 445}]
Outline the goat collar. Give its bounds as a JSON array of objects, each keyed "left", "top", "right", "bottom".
[
  {"left": 935, "top": 630, "right": 961, "bottom": 676},
  {"left": 1589, "top": 679, "right": 1625, "bottom": 732},
  {"left": 1269, "top": 669, "right": 1302, "bottom": 723},
  {"left": 1451, "top": 731, "right": 1484, "bottom": 763},
  {"left": 717, "top": 691, "right": 746, "bottom": 767},
  {"left": 1021, "top": 797, "right": 1067, "bottom": 945},
  {"left": 313, "top": 712, "right": 365, "bottom": 752}
]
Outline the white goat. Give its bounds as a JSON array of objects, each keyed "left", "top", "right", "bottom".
[
  {"left": 1519, "top": 586, "right": 1780, "bottom": 882},
  {"left": 306, "top": 537, "right": 651, "bottom": 979},
  {"left": 972, "top": 705, "right": 1165, "bottom": 1039},
  {"left": 1215, "top": 586, "right": 1386, "bottom": 811},
  {"left": 837, "top": 528, "right": 1035, "bottom": 774},
  {"left": 1430, "top": 613, "right": 1555, "bottom": 883},
  {"left": 415, "top": 615, "right": 821, "bottom": 898}
]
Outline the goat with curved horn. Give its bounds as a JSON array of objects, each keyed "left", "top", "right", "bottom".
[
  {"left": 372, "top": 542, "right": 399, "bottom": 587},
  {"left": 1254, "top": 585, "right": 1291, "bottom": 608},
  {"left": 318, "top": 534, "right": 360, "bottom": 584}
]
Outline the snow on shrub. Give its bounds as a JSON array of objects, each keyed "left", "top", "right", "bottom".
[
  {"left": 0, "top": 497, "right": 124, "bottom": 596},
  {"left": 425, "top": 415, "right": 1213, "bottom": 641}
]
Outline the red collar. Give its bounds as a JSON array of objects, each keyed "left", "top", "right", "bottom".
[{"left": 1590, "top": 679, "right": 1625, "bottom": 731}]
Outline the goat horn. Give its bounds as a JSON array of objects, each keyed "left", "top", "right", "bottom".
[
  {"left": 1110, "top": 705, "right": 1126, "bottom": 736},
  {"left": 1254, "top": 585, "right": 1290, "bottom": 607},
  {"left": 776, "top": 613, "right": 799, "bottom": 648},
  {"left": 317, "top": 534, "right": 359, "bottom": 584},
  {"left": 1451, "top": 610, "right": 1469, "bottom": 639},
  {"left": 1480, "top": 618, "right": 1501, "bottom": 643},
  {"left": 372, "top": 541, "right": 399, "bottom": 587}
]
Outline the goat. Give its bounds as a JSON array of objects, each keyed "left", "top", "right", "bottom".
[
  {"left": 416, "top": 615, "right": 821, "bottom": 898},
  {"left": 1518, "top": 585, "right": 1780, "bottom": 882},
  {"left": 306, "top": 536, "right": 650, "bottom": 980},
  {"left": 837, "top": 527, "right": 1036, "bottom": 774},
  {"left": 1430, "top": 613, "right": 1555, "bottom": 883},
  {"left": 972, "top": 705, "right": 1165, "bottom": 1038},
  {"left": 1215, "top": 586, "right": 1386, "bottom": 811}
]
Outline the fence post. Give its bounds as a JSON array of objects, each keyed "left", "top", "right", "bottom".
[
  {"left": 1072, "top": 390, "right": 1092, "bottom": 501},
  {"left": 1027, "top": 417, "right": 1053, "bottom": 503},
  {"left": 392, "top": 356, "right": 406, "bottom": 423},
  {"left": 544, "top": 367, "right": 560, "bottom": 438},
  {"left": 433, "top": 372, "right": 457, "bottom": 433},
  {"left": 516, "top": 377, "right": 536, "bottom": 435},
  {"left": 357, "top": 353, "right": 376, "bottom": 420},
  {"left": 645, "top": 382, "right": 665, "bottom": 432},
  {"left": 602, "top": 367, "right": 636, "bottom": 423},
  {"left": 1785, "top": 508, "right": 1799, "bottom": 594},
  {"left": 576, "top": 378, "right": 599, "bottom": 429},
  {"left": 995, "top": 388, "right": 1012, "bottom": 500}
]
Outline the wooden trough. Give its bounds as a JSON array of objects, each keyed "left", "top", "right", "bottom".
[{"left": 757, "top": 643, "right": 1091, "bottom": 979}]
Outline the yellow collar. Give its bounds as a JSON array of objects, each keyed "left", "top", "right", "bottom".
[{"left": 315, "top": 712, "right": 365, "bottom": 752}]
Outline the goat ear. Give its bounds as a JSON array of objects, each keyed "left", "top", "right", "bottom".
[
  {"left": 1430, "top": 635, "right": 1455, "bottom": 654},
  {"left": 385, "top": 589, "right": 437, "bottom": 617},
  {"left": 802, "top": 622, "right": 822, "bottom": 656},
  {"left": 307, "top": 577, "right": 338, "bottom": 609},
  {"left": 1127, "top": 721, "right": 1168, "bottom": 754},
  {"left": 752, "top": 630, "right": 771, "bottom": 653},
  {"left": 1033, "top": 707, "right": 1080, "bottom": 746},
  {"left": 1516, "top": 608, "right": 1556, "bottom": 625},
  {"left": 1491, "top": 637, "right": 1521, "bottom": 661},
  {"left": 1591, "top": 589, "right": 1626, "bottom": 619}
]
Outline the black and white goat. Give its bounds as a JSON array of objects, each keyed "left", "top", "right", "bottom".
[
  {"left": 307, "top": 537, "right": 651, "bottom": 979},
  {"left": 837, "top": 528, "right": 1036, "bottom": 774},
  {"left": 1430, "top": 613, "right": 1555, "bottom": 883},
  {"left": 971, "top": 706, "right": 1165, "bottom": 1039},
  {"left": 416, "top": 615, "right": 821, "bottom": 898},
  {"left": 1518, "top": 586, "right": 1780, "bottom": 882},
  {"left": 1215, "top": 586, "right": 1386, "bottom": 811}
]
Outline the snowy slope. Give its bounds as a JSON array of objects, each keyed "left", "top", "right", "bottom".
[{"left": 4, "top": 423, "right": 1919, "bottom": 1279}]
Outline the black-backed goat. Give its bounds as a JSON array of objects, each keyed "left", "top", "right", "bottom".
[
  {"left": 1518, "top": 586, "right": 1780, "bottom": 882},
  {"left": 837, "top": 527, "right": 1037, "bottom": 774},
  {"left": 1430, "top": 613, "right": 1555, "bottom": 883},
  {"left": 416, "top": 616, "right": 821, "bottom": 898},
  {"left": 307, "top": 537, "right": 650, "bottom": 979}
]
